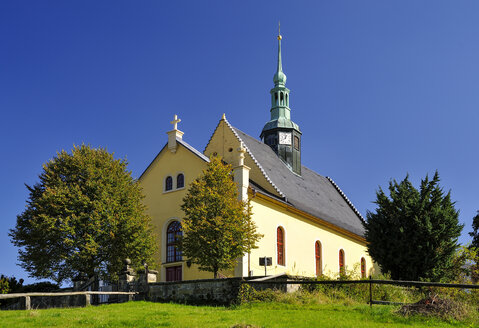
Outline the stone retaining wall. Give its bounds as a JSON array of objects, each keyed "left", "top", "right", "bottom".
[
  {"left": 147, "top": 278, "right": 243, "bottom": 305},
  {"left": 2, "top": 294, "right": 88, "bottom": 310}
]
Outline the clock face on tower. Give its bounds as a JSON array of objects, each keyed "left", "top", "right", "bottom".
[{"left": 278, "top": 132, "right": 292, "bottom": 145}]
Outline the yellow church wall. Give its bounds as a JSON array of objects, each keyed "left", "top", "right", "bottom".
[
  {"left": 139, "top": 126, "right": 376, "bottom": 281},
  {"left": 139, "top": 141, "right": 219, "bottom": 281},
  {"left": 247, "top": 194, "right": 374, "bottom": 278}
]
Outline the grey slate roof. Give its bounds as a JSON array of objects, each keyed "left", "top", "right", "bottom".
[{"left": 231, "top": 126, "right": 366, "bottom": 237}]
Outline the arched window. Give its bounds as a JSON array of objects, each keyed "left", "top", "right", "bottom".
[
  {"left": 339, "top": 249, "right": 345, "bottom": 275},
  {"left": 275, "top": 93, "right": 278, "bottom": 105},
  {"left": 280, "top": 92, "right": 284, "bottom": 105},
  {"left": 165, "top": 176, "right": 173, "bottom": 191},
  {"left": 277, "top": 227, "right": 285, "bottom": 266},
  {"left": 167, "top": 221, "right": 182, "bottom": 262},
  {"left": 285, "top": 94, "right": 288, "bottom": 106},
  {"left": 361, "top": 257, "right": 366, "bottom": 278},
  {"left": 177, "top": 174, "right": 184, "bottom": 189},
  {"left": 315, "top": 241, "right": 322, "bottom": 276}
]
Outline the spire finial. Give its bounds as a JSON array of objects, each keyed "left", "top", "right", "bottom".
[{"left": 277, "top": 21, "right": 282, "bottom": 40}]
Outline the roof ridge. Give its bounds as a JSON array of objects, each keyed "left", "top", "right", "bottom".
[
  {"left": 177, "top": 138, "right": 210, "bottom": 162},
  {"left": 326, "top": 176, "right": 365, "bottom": 223},
  {"left": 222, "top": 117, "right": 286, "bottom": 198}
]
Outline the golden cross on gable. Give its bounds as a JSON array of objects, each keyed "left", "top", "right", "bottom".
[{"left": 170, "top": 114, "right": 181, "bottom": 130}]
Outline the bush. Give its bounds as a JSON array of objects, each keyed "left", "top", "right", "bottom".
[
  {"left": 237, "top": 264, "right": 479, "bottom": 322},
  {"left": 0, "top": 278, "right": 8, "bottom": 294}
]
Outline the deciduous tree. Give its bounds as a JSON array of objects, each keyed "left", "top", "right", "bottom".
[
  {"left": 179, "top": 156, "right": 262, "bottom": 278},
  {"left": 10, "top": 144, "right": 156, "bottom": 284},
  {"left": 364, "top": 171, "right": 462, "bottom": 281}
]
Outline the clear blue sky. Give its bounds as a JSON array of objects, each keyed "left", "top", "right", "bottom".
[{"left": 1, "top": 1, "right": 478, "bottom": 284}]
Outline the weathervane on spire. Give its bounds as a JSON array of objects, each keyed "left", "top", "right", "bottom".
[{"left": 277, "top": 21, "right": 282, "bottom": 40}]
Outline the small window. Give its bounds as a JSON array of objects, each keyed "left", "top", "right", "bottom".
[
  {"left": 277, "top": 227, "right": 285, "bottom": 266},
  {"left": 274, "top": 93, "right": 278, "bottom": 105},
  {"left": 315, "top": 241, "right": 322, "bottom": 276},
  {"left": 294, "top": 136, "right": 300, "bottom": 150},
  {"left": 361, "top": 257, "right": 366, "bottom": 278},
  {"left": 167, "top": 221, "right": 182, "bottom": 263},
  {"left": 280, "top": 92, "right": 284, "bottom": 105},
  {"left": 177, "top": 174, "right": 184, "bottom": 189},
  {"left": 165, "top": 176, "right": 173, "bottom": 191},
  {"left": 339, "top": 249, "right": 345, "bottom": 275}
]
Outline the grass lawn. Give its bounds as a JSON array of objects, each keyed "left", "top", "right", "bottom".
[{"left": 0, "top": 301, "right": 476, "bottom": 328}]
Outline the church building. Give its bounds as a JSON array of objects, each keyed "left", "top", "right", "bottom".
[{"left": 139, "top": 31, "right": 373, "bottom": 282}]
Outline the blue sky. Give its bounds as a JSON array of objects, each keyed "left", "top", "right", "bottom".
[{"left": 1, "top": 1, "right": 478, "bottom": 284}]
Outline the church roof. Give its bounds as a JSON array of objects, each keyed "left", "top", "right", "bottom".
[
  {"left": 230, "top": 125, "right": 366, "bottom": 237},
  {"left": 177, "top": 138, "right": 210, "bottom": 162}
]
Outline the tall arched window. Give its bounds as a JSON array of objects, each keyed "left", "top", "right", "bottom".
[
  {"left": 339, "top": 249, "right": 345, "bottom": 275},
  {"left": 165, "top": 176, "right": 173, "bottom": 191},
  {"left": 315, "top": 241, "right": 322, "bottom": 276},
  {"left": 280, "top": 92, "right": 284, "bottom": 105},
  {"left": 177, "top": 174, "right": 184, "bottom": 189},
  {"left": 277, "top": 227, "right": 285, "bottom": 266},
  {"left": 167, "top": 221, "right": 182, "bottom": 262},
  {"left": 361, "top": 257, "right": 366, "bottom": 278}
]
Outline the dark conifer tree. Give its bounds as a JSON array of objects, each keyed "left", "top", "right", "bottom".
[
  {"left": 364, "top": 171, "right": 463, "bottom": 281},
  {"left": 469, "top": 211, "right": 479, "bottom": 250}
]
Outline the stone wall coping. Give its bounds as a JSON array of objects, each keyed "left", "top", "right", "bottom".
[
  {"left": 149, "top": 277, "right": 244, "bottom": 286},
  {"left": 148, "top": 274, "right": 306, "bottom": 286}
]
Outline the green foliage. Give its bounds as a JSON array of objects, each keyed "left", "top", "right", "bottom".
[
  {"left": 0, "top": 277, "right": 8, "bottom": 294},
  {"left": 10, "top": 144, "right": 156, "bottom": 284},
  {"left": 180, "top": 156, "right": 262, "bottom": 278},
  {"left": 470, "top": 211, "right": 479, "bottom": 250},
  {"left": 364, "top": 171, "right": 463, "bottom": 281},
  {"left": 0, "top": 275, "right": 24, "bottom": 294},
  {"left": 448, "top": 245, "right": 479, "bottom": 283}
]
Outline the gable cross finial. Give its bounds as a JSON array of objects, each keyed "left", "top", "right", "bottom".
[{"left": 171, "top": 114, "right": 181, "bottom": 130}]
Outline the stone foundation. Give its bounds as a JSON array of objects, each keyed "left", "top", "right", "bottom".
[{"left": 148, "top": 278, "right": 243, "bottom": 305}]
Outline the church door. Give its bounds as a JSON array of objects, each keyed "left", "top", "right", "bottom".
[{"left": 166, "top": 266, "right": 182, "bottom": 282}]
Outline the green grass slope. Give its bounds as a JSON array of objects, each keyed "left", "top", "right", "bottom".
[{"left": 0, "top": 301, "right": 475, "bottom": 328}]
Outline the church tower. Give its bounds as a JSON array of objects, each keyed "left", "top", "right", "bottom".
[{"left": 260, "top": 27, "right": 302, "bottom": 175}]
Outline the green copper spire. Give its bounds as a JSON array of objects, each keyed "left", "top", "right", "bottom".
[
  {"left": 273, "top": 23, "right": 287, "bottom": 86},
  {"left": 261, "top": 25, "right": 300, "bottom": 133},
  {"left": 261, "top": 24, "right": 302, "bottom": 175}
]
